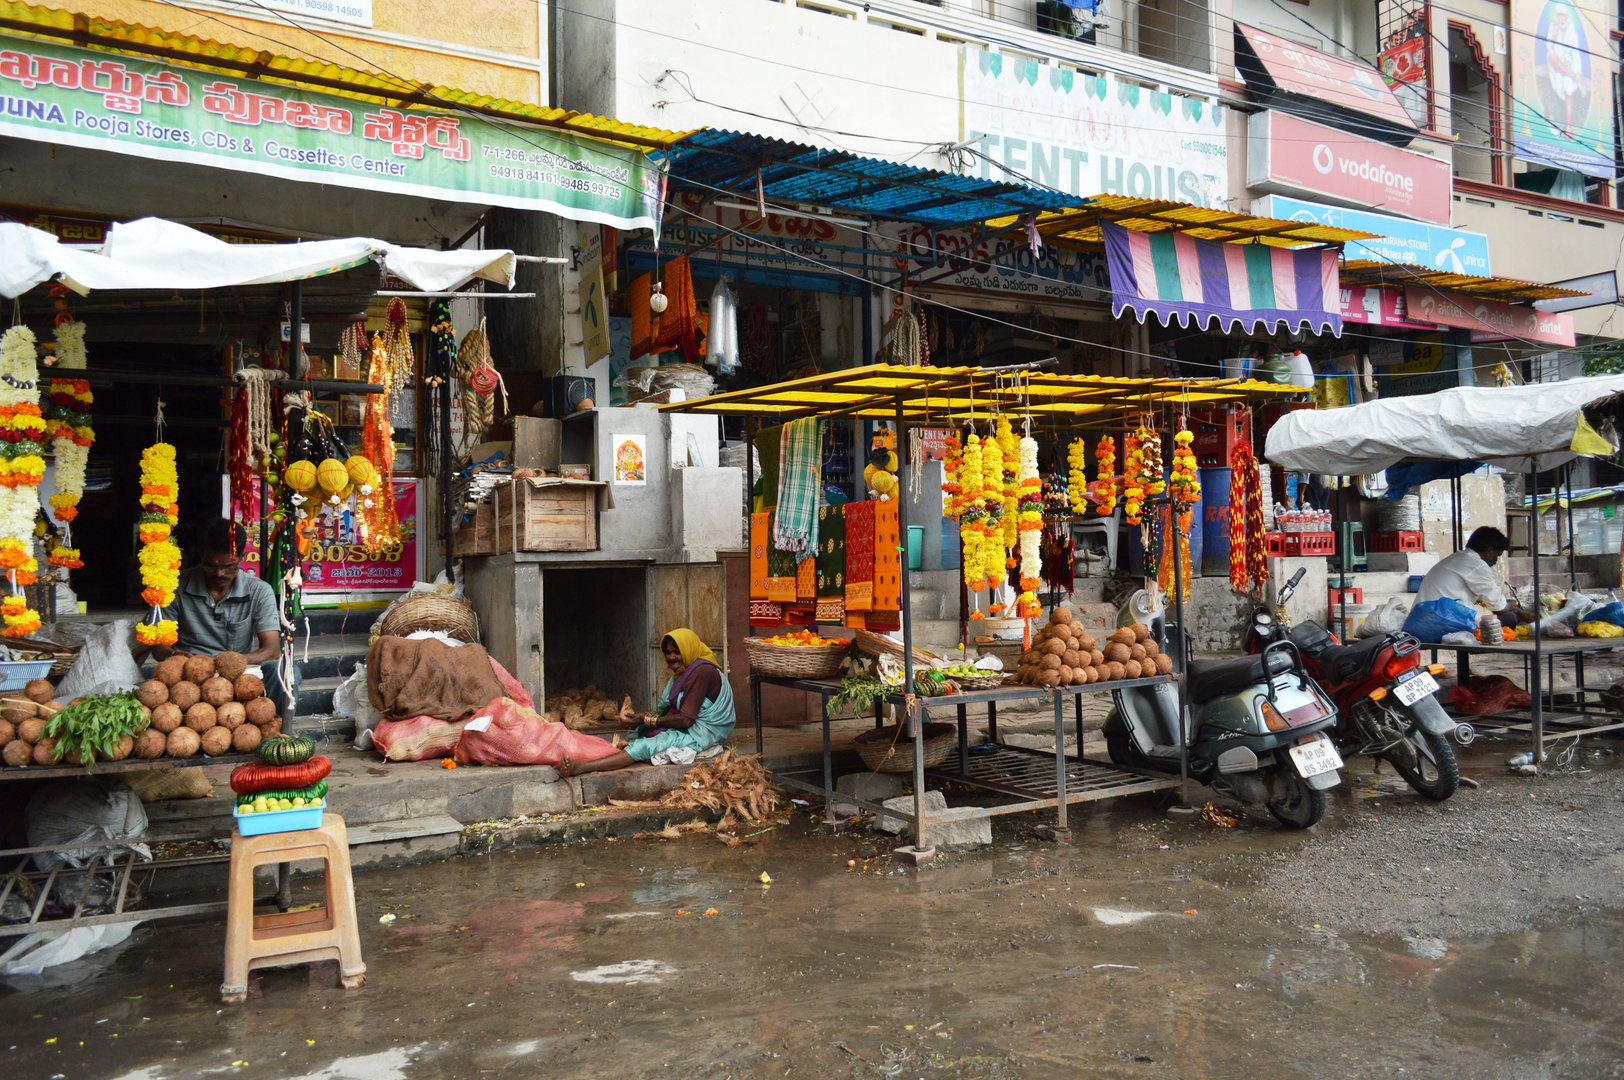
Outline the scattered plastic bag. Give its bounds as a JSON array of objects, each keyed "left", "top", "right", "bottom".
[
  {"left": 1402, "top": 598, "right": 1479, "bottom": 643},
  {"left": 56, "top": 620, "right": 141, "bottom": 700},
  {"left": 454, "top": 697, "right": 620, "bottom": 767},
  {"left": 335, "top": 663, "right": 385, "bottom": 750},
  {"left": 0, "top": 924, "right": 134, "bottom": 976},
  {"left": 25, "top": 779, "right": 149, "bottom": 912},
  {"left": 1358, "top": 596, "right": 1412, "bottom": 638},
  {"left": 1582, "top": 601, "right": 1624, "bottom": 628}
]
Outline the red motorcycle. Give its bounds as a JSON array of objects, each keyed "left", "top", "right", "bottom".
[{"left": 1246, "top": 568, "right": 1471, "bottom": 801}]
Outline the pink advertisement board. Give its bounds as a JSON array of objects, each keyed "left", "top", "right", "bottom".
[
  {"left": 243, "top": 479, "right": 419, "bottom": 592},
  {"left": 1248, "top": 111, "right": 1452, "bottom": 225}
]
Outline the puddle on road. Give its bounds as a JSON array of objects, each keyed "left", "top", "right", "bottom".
[{"left": 569, "top": 960, "right": 676, "bottom": 984}]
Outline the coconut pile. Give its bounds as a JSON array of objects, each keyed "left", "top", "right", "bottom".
[
  {"left": 1012, "top": 608, "right": 1175, "bottom": 688},
  {"left": 136, "top": 651, "right": 284, "bottom": 759}
]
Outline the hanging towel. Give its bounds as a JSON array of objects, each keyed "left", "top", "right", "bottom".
[
  {"left": 764, "top": 510, "right": 799, "bottom": 603},
  {"left": 630, "top": 272, "right": 653, "bottom": 361},
  {"left": 749, "top": 599, "right": 784, "bottom": 627},
  {"left": 844, "top": 610, "right": 867, "bottom": 630},
  {"left": 845, "top": 499, "right": 875, "bottom": 612},
  {"left": 796, "top": 556, "right": 816, "bottom": 601},
  {"left": 773, "top": 418, "right": 822, "bottom": 556},
  {"left": 873, "top": 499, "right": 902, "bottom": 611},
  {"left": 815, "top": 503, "right": 846, "bottom": 626},
  {"left": 651, "top": 254, "right": 700, "bottom": 362},
  {"left": 866, "top": 609, "right": 901, "bottom": 632},
  {"left": 752, "top": 423, "right": 782, "bottom": 513},
  {"left": 749, "top": 512, "right": 770, "bottom": 600}
]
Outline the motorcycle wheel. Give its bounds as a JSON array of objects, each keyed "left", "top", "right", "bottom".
[
  {"left": 1387, "top": 728, "right": 1460, "bottom": 801},
  {"left": 1103, "top": 710, "right": 1139, "bottom": 768},
  {"left": 1266, "top": 770, "right": 1327, "bottom": 829}
]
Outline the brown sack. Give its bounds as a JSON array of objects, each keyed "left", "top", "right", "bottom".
[{"left": 366, "top": 636, "right": 506, "bottom": 722}]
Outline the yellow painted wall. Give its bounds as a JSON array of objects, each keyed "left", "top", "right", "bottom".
[{"left": 79, "top": 0, "right": 543, "bottom": 102}]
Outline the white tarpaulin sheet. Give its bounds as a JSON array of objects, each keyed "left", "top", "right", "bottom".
[
  {"left": 1264, "top": 375, "right": 1624, "bottom": 475},
  {"left": 0, "top": 217, "right": 516, "bottom": 298}
]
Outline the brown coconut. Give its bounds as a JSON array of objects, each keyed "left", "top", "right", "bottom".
[
  {"left": 33, "top": 737, "right": 59, "bottom": 765},
  {"left": 182, "top": 655, "right": 215, "bottom": 684},
  {"left": 231, "top": 723, "right": 262, "bottom": 753},
  {"left": 1084, "top": 665, "right": 1101, "bottom": 683},
  {"left": 1109, "top": 627, "right": 1137, "bottom": 647},
  {"left": 245, "top": 697, "right": 276, "bottom": 726},
  {"left": 2, "top": 707, "right": 32, "bottom": 727},
  {"left": 23, "top": 679, "right": 53, "bottom": 704},
  {"left": 1021, "top": 649, "right": 1042, "bottom": 665},
  {"left": 1089, "top": 649, "right": 1105, "bottom": 668},
  {"left": 17, "top": 718, "right": 45, "bottom": 744},
  {"left": 1062, "top": 649, "right": 1080, "bottom": 668},
  {"left": 201, "top": 676, "right": 234, "bottom": 707},
  {"left": 1071, "top": 668, "right": 1087, "bottom": 685},
  {"left": 1105, "top": 661, "right": 1126, "bottom": 681},
  {"left": 200, "top": 727, "right": 233, "bottom": 756},
  {"left": 1129, "top": 643, "right": 1147, "bottom": 662},
  {"left": 166, "top": 727, "right": 200, "bottom": 758},
  {"left": 107, "top": 735, "right": 134, "bottom": 762},
  {"left": 1131, "top": 623, "right": 1151, "bottom": 643},
  {"left": 1142, "top": 639, "right": 1160, "bottom": 658},
  {"left": 233, "top": 674, "right": 265, "bottom": 703},
  {"left": 1076, "top": 634, "right": 1097, "bottom": 652},
  {"left": 1103, "top": 642, "right": 1130, "bottom": 664},
  {"left": 216, "top": 701, "right": 245, "bottom": 731},
  {"left": 1154, "top": 653, "right": 1174, "bottom": 676},
  {"left": 1041, "top": 653, "right": 1062, "bottom": 671},
  {"left": 184, "top": 702, "right": 217, "bottom": 733},
  {"left": 154, "top": 655, "right": 187, "bottom": 687},
  {"left": 1051, "top": 607, "right": 1073, "bottom": 624},
  {"left": 133, "top": 729, "right": 166, "bottom": 759},
  {"left": 136, "top": 680, "right": 168, "bottom": 709},
  {"left": 1057, "top": 665, "right": 1073, "bottom": 685},
  {"left": 1123, "top": 659, "right": 1143, "bottom": 679},
  {"left": 3, "top": 739, "right": 30, "bottom": 766},
  {"left": 213, "top": 650, "right": 248, "bottom": 682},
  {"left": 260, "top": 717, "right": 283, "bottom": 737},
  {"left": 150, "top": 703, "right": 183, "bottom": 734},
  {"left": 1041, "top": 638, "right": 1065, "bottom": 656},
  {"left": 0, "top": 719, "right": 11, "bottom": 746},
  {"left": 169, "top": 681, "right": 201, "bottom": 711}
]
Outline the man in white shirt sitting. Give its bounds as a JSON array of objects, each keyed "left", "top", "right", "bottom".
[{"left": 1416, "top": 526, "right": 1534, "bottom": 627}]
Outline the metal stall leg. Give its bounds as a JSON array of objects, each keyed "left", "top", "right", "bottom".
[
  {"left": 1074, "top": 691, "right": 1084, "bottom": 762},
  {"left": 751, "top": 675, "right": 763, "bottom": 757},
  {"left": 1049, "top": 690, "right": 1071, "bottom": 842},
  {"left": 276, "top": 863, "right": 292, "bottom": 912},
  {"left": 1530, "top": 469, "right": 1544, "bottom": 762},
  {"left": 957, "top": 702, "right": 969, "bottom": 774},
  {"left": 822, "top": 689, "right": 835, "bottom": 825},
  {"left": 987, "top": 701, "right": 998, "bottom": 743},
  {"left": 897, "top": 698, "right": 934, "bottom": 864}
]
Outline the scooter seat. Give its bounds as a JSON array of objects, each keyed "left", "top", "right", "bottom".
[
  {"left": 1186, "top": 651, "right": 1293, "bottom": 706},
  {"left": 1313, "top": 634, "right": 1389, "bottom": 685}
]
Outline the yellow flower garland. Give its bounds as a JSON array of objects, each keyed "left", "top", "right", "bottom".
[{"left": 135, "top": 442, "right": 180, "bottom": 646}]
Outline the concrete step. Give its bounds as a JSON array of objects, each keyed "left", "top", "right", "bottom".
[
  {"left": 907, "top": 617, "right": 964, "bottom": 652},
  {"left": 297, "top": 607, "right": 385, "bottom": 637},
  {"left": 292, "top": 632, "right": 370, "bottom": 679},
  {"left": 295, "top": 675, "right": 340, "bottom": 717},
  {"left": 909, "top": 587, "right": 946, "bottom": 621}
]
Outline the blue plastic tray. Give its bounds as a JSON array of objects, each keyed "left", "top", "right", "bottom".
[
  {"left": 234, "top": 802, "right": 324, "bottom": 836},
  {"left": 0, "top": 658, "right": 54, "bottom": 691}
]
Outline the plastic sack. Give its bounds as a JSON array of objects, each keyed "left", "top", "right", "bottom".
[
  {"left": 56, "top": 620, "right": 142, "bottom": 700},
  {"left": 25, "top": 779, "right": 149, "bottom": 912},
  {"left": 0, "top": 923, "right": 134, "bottom": 976},
  {"left": 1402, "top": 598, "right": 1480, "bottom": 643},
  {"left": 705, "top": 276, "right": 739, "bottom": 374},
  {"left": 335, "top": 663, "right": 384, "bottom": 750},
  {"left": 488, "top": 657, "right": 533, "bottom": 709},
  {"left": 1357, "top": 596, "right": 1412, "bottom": 639},
  {"left": 1583, "top": 601, "right": 1624, "bottom": 628},
  {"left": 372, "top": 715, "right": 468, "bottom": 761},
  {"left": 454, "top": 697, "right": 620, "bottom": 767},
  {"left": 125, "top": 768, "right": 212, "bottom": 802}
]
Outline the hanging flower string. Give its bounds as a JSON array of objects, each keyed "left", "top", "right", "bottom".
[
  {"left": 996, "top": 415, "right": 1018, "bottom": 553},
  {"left": 940, "top": 430, "right": 963, "bottom": 520},
  {"left": 1120, "top": 432, "right": 1143, "bottom": 525},
  {"left": 979, "top": 421, "right": 1005, "bottom": 588},
  {"left": 135, "top": 441, "right": 180, "bottom": 646},
  {"left": 1160, "top": 424, "right": 1201, "bottom": 600},
  {"left": 1066, "top": 438, "right": 1088, "bottom": 515},
  {"left": 1015, "top": 432, "right": 1043, "bottom": 619},
  {"left": 1229, "top": 442, "right": 1269, "bottom": 596},
  {"left": 960, "top": 430, "right": 986, "bottom": 594},
  {"left": 46, "top": 318, "right": 92, "bottom": 570},
  {"left": 0, "top": 325, "right": 43, "bottom": 637},
  {"left": 1092, "top": 436, "right": 1117, "bottom": 515}
]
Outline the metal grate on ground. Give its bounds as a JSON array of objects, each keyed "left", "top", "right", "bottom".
[{"left": 929, "top": 746, "right": 1176, "bottom": 808}]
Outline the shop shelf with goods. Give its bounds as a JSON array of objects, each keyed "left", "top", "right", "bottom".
[{"left": 663, "top": 362, "right": 1301, "bottom": 857}]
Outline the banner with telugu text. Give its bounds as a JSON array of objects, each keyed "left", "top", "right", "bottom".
[{"left": 0, "top": 36, "right": 662, "bottom": 229}]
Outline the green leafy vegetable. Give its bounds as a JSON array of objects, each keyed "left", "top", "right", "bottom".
[
  {"left": 830, "top": 673, "right": 889, "bottom": 718},
  {"left": 44, "top": 690, "right": 149, "bottom": 771}
]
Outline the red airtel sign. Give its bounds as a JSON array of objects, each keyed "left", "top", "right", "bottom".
[{"left": 1248, "top": 111, "right": 1452, "bottom": 225}]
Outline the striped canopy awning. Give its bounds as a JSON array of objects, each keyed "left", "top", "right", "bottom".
[{"left": 1103, "top": 222, "right": 1342, "bottom": 338}]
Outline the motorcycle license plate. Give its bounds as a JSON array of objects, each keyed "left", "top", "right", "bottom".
[
  {"left": 1393, "top": 671, "right": 1439, "bottom": 707},
  {"left": 1288, "top": 737, "right": 1344, "bottom": 778}
]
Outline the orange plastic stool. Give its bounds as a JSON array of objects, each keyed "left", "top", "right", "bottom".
[{"left": 221, "top": 813, "right": 366, "bottom": 1003}]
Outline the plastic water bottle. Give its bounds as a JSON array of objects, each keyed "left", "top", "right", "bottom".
[{"left": 1507, "top": 751, "right": 1536, "bottom": 766}]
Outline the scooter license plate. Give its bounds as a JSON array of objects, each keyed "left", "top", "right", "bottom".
[
  {"left": 1393, "top": 671, "right": 1439, "bottom": 707},
  {"left": 1288, "top": 737, "right": 1344, "bottom": 778}
]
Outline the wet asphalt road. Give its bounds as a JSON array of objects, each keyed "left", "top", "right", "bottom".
[{"left": 4, "top": 741, "right": 1624, "bottom": 1080}]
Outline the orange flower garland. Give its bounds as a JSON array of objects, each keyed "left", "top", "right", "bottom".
[
  {"left": 1120, "top": 433, "right": 1143, "bottom": 525},
  {"left": 0, "top": 325, "right": 43, "bottom": 636},
  {"left": 1092, "top": 436, "right": 1117, "bottom": 516}
]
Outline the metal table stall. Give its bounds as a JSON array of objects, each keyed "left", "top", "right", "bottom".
[
  {"left": 667, "top": 364, "right": 1300, "bottom": 856},
  {"left": 1429, "top": 637, "right": 1624, "bottom": 738},
  {"left": 751, "top": 675, "right": 1178, "bottom": 849}
]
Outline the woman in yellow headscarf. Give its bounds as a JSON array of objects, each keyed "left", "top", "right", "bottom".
[{"left": 557, "top": 628, "right": 736, "bottom": 777}]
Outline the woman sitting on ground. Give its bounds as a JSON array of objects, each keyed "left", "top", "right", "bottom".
[{"left": 556, "top": 629, "right": 735, "bottom": 776}]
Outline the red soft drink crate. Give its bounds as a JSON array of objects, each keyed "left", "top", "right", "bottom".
[
  {"left": 1328, "top": 586, "right": 1364, "bottom": 608},
  {"left": 1191, "top": 405, "right": 1252, "bottom": 468},
  {"left": 1284, "top": 532, "right": 1336, "bottom": 557},
  {"left": 1369, "top": 530, "right": 1423, "bottom": 553},
  {"left": 1264, "top": 532, "right": 1286, "bottom": 556}
]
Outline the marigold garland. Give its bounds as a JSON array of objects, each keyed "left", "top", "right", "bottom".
[
  {"left": 941, "top": 431, "right": 963, "bottom": 520},
  {"left": 1229, "top": 442, "right": 1269, "bottom": 596},
  {"left": 1092, "top": 436, "right": 1117, "bottom": 516},
  {"left": 996, "top": 416, "right": 1019, "bottom": 551},
  {"left": 135, "top": 442, "right": 181, "bottom": 646},
  {"left": 960, "top": 432, "right": 987, "bottom": 593},
  {"left": 1065, "top": 438, "right": 1089, "bottom": 515},
  {"left": 979, "top": 423, "right": 1006, "bottom": 588},
  {"left": 0, "top": 325, "right": 43, "bottom": 634},
  {"left": 1015, "top": 434, "right": 1043, "bottom": 619},
  {"left": 47, "top": 319, "right": 93, "bottom": 568},
  {"left": 1120, "top": 433, "right": 1143, "bottom": 525}
]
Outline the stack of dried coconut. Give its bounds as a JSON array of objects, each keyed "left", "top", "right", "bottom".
[{"left": 1013, "top": 608, "right": 1175, "bottom": 688}]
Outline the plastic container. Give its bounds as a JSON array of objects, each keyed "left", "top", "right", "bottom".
[
  {"left": 1200, "top": 467, "right": 1231, "bottom": 578},
  {"left": 982, "top": 617, "right": 1027, "bottom": 641},
  {"left": 1408, "top": 574, "right": 1425, "bottom": 593},
  {"left": 1333, "top": 603, "right": 1371, "bottom": 642},
  {"left": 0, "top": 658, "right": 54, "bottom": 691},
  {"left": 907, "top": 525, "right": 924, "bottom": 572},
  {"left": 234, "top": 802, "right": 325, "bottom": 837}
]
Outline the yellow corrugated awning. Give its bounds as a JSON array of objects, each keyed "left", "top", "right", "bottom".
[
  {"left": 1338, "top": 261, "right": 1588, "bottom": 303},
  {"left": 984, "top": 198, "right": 1380, "bottom": 249},
  {"left": 0, "top": 0, "right": 692, "bottom": 150},
  {"left": 661, "top": 364, "right": 1303, "bottom": 425}
]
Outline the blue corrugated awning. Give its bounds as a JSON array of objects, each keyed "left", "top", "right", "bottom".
[{"left": 657, "top": 129, "right": 1086, "bottom": 226}]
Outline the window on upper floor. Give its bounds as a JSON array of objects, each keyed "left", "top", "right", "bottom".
[{"left": 981, "top": 0, "right": 1213, "bottom": 73}]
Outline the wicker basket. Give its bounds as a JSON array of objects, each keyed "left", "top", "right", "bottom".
[
  {"left": 854, "top": 629, "right": 940, "bottom": 668},
  {"left": 372, "top": 593, "right": 480, "bottom": 644},
  {"left": 15, "top": 638, "right": 78, "bottom": 679},
  {"left": 743, "top": 636, "right": 848, "bottom": 679},
  {"left": 950, "top": 671, "right": 1008, "bottom": 691},
  {"left": 854, "top": 722, "right": 956, "bottom": 774}
]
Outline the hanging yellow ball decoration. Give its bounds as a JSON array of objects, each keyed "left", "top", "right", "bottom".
[
  {"left": 346, "top": 455, "right": 378, "bottom": 488},
  {"left": 283, "top": 459, "right": 318, "bottom": 493},
  {"left": 317, "top": 457, "right": 350, "bottom": 494}
]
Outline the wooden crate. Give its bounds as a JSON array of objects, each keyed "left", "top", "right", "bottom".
[
  {"left": 453, "top": 503, "right": 495, "bottom": 557},
  {"left": 494, "top": 479, "right": 598, "bottom": 553}
]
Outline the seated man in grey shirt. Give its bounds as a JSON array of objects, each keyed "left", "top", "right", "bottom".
[{"left": 153, "top": 518, "right": 287, "bottom": 702}]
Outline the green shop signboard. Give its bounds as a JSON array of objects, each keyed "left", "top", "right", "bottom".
[{"left": 0, "top": 37, "right": 664, "bottom": 230}]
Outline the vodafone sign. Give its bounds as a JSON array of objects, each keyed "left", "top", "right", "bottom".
[{"left": 1248, "top": 111, "right": 1452, "bottom": 226}]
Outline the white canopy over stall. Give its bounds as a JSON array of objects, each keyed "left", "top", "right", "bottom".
[
  {"left": 1264, "top": 375, "right": 1624, "bottom": 475},
  {"left": 0, "top": 216, "right": 517, "bottom": 299}
]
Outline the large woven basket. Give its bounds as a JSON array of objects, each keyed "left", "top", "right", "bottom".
[
  {"left": 743, "top": 636, "right": 848, "bottom": 679},
  {"left": 854, "top": 722, "right": 956, "bottom": 774},
  {"left": 950, "top": 671, "right": 1008, "bottom": 691},
  {"left": 373, "top": 593, "right": 480, "bottom": 644},
  {"left": 854, "top": 629, "right": 940, "bottom": 668}
]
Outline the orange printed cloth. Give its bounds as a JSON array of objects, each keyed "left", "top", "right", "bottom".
[{"left": 873, "top": 499, "right": 901, "bottom": 610}]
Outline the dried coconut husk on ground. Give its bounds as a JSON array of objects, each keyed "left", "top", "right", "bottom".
[{"left": 609, "top": 750, "right": 781, "bottom": 830}]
